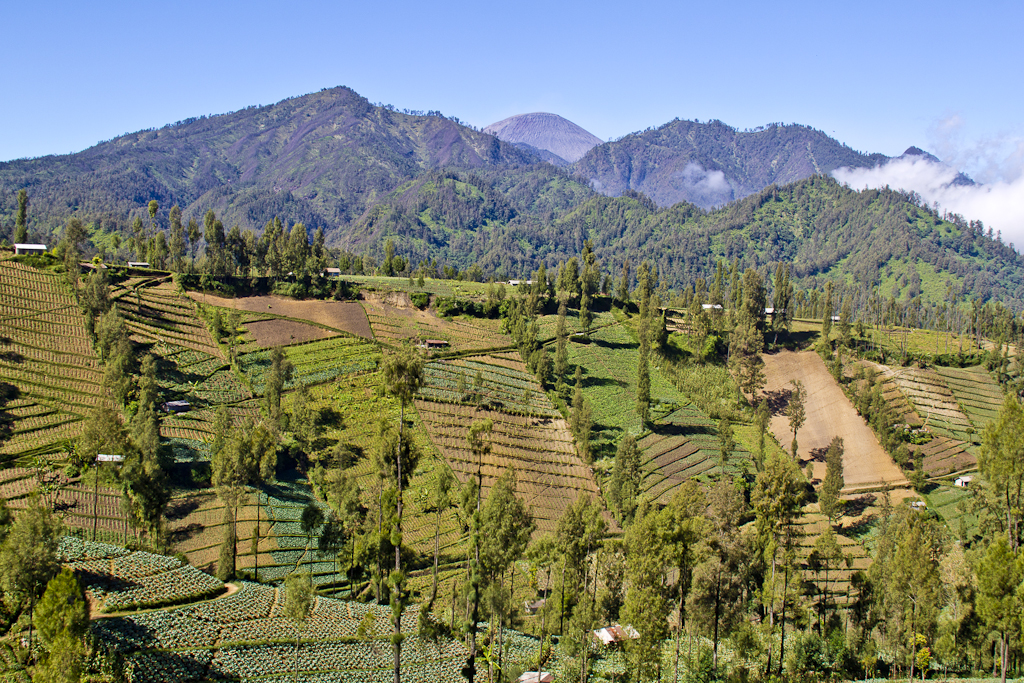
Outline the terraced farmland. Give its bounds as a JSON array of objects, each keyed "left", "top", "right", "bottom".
[
  {"left": 420, "top": 355, "right": 560, "bottom": 418},
  {"left": 566, "top": 321, "right": 688, "bottom": 456},
  {"left": 0, "top": 260, "right": 106, "bottom": 460},
  {"left": 117, "top": 279, "right": 223, "bottom": 356},
  {"left": 881, "top": 366, "right": 977, "bottom": 475},
  {"left": 91, "top": 578, "right": 484, "bottom": 683},
  {"left": 238, "top": 335, "right": 379, "bottom": 394},
  {"left": 638, "top": 406, "right": 750, "bottom": 504},
  {"left": 934, "top": 365, "right": 1005, "bottom": 430},
  {"left": 60, "top": 536, "right": 225, "bottom": 611},
  {"left": 362, "top": 293, "right": 511, "bottom": 352},
  {"left": 415, "top": 399, "right": 602, "bottom": 534},
  {"left": 791, "top": 510, "right": 871, "bottom": 609},
  {"left": 888, "top": 367, "right": 973, "bottom": 441}
]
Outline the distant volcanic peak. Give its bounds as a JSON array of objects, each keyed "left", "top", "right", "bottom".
[
  {"left": 900, "top": 146, "right": 942, "bottom": 164},
  {"left": 484, "top": 112, "right": 603, "bottom": 163}
]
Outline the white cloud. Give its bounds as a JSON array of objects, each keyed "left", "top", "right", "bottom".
[{"left": 833, "top": 156, "right": 1024, "bottom": 251}]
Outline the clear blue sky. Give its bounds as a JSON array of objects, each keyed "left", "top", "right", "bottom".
[{"left": 3, "top": 0, "right": 1022, "bottom": 182}]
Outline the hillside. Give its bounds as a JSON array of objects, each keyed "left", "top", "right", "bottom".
[
  {"left": 483, "top": 112, "right": 604, "bottom": 164},
  {"left": 573, "top": 119, "right": 889, "bottom": 208},
  {"left": 0, "top": 86, "right": 539, "bottom": 236}
]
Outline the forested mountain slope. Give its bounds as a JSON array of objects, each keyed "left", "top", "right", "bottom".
[
  {"left": 573, "top": 119, "right": 889, "bottom": 208},
  {"left": 0, "top": 87, "right": 538, "bottom": 235}
]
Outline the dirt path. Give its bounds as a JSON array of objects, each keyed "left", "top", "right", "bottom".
[{"left": 761, "top": 350, "right": 909, "bottom": 492}]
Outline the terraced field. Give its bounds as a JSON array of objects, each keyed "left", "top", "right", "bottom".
[
  {"left": 118, "top": 279, "right": 223, "bottom": 355},
  {"left": 415, "top": 399, "right": 602, "bottom": 534},
  {"left": 362, "top": 292, "right": 511, "bottom": 352},
  {"left": 420, "top": 355, "right": 560, "bottom": 418},
  {"left": 91, "top": 580, "right": 482, "bottom": 683},
  {"left": 73, "top": 535, "right": 547, "bottom": 683},
  {"left": 791, "top": 509, "right": 872, "bottom": 609},
  {"left": 238, "top": 336, "right": 379, "bottom": 394},
  {"left": 878, "top": 365, "right": 977, "bottom": 475},
  {"left": 638, "top": 406, "right": 750, "bottom": 504},
  {"left": 934, "top": 365, "right": 1005, "bottom": 430},
  {"left": 887, "top": 367, "right": 973, "bottom": 441},
  {"left": 566, "top": 321, "right": 688, "bottom": 456},
  {"left": 0, "top": 260, "right": 106, "bottom": 461},
  {"left": 60, "top": 536, "right": 225, "bottom": 612}
]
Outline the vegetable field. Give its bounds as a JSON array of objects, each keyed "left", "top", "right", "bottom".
[
  {"left": 0, "top": 261, "right": 106, "bottom": 460},
  {"left": 60, "top": 536, "right": 224, "bottom": 611},
  {"left": 238, "top": 336, "right": 379, "bottom": 394},
  {"left": 566, "top": 321, "right": 689, "bottom": 456},
  {"left": 415, "top": 399, "right": 603, "bottom": 534},
  {"left": 933, "top": 365, "right": 1005, "bottom": 430},
  {"left": 638, "top": 406, "right": 750, "bottom": 504}
]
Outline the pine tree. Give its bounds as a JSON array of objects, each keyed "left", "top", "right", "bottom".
[
  {"left": 14, "top": 189, "right": 28, "bottom": 244},
  {"left": 819, "top": 437, "right": 845, "bottom": 524}
]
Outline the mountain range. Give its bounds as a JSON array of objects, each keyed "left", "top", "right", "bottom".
[{"left": 1, "top": 85, "right": 1017, "bottom": 307}]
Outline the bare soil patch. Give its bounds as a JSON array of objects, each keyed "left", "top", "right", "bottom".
[
  {"left": 188, "top": 293, "right": 373, "bottom": 340},
  {"left": 762, "top": 349, "right": 909, "bottom": 492},
  {"left": 245, "top": 318, "right": 334, "bottom": 348}
]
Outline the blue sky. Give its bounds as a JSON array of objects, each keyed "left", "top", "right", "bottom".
[{"left": 3, "top": 0, "right": 1022, "bottom": 182}]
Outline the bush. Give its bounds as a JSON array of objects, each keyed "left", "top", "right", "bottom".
[{"left": 409, "top": 292, "right": 430, "bottom": 309}]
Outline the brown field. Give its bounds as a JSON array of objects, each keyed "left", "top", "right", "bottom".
[
  {"left": 243, "top": 318, "right": 335, "bottom": 349},
  {"left": 189, "top": 293, "right": 373, "bottom": 340},
  {"left": 762, "top": 350, "right": 909, "bottom": 492},
  {"left": 362, "top": 293, "right": 511, "bottom": 352},
  {"left": 414, "top": 399, "right": 605, "bottom": 534}
]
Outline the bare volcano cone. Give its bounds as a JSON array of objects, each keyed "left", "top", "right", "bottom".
[{"left": 484, "top": 113, "right": 603, "bottom": 163}]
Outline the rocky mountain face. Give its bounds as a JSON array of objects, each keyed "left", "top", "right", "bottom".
[{"left": 483, "top": 113, "right": 604, "bottom": 164}]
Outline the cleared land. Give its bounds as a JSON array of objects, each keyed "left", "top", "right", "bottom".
[
  {"left": 189, "top": 293, "right": 373, "bottom": 340},
  {"left": 362, "top": 292, "right": 511, "bottom": 352},
  {"left": 243, "top": 318, "right": 335, "bottom": 348},
  {"left": 762, "top": 350, "right": 908, "bottom": 492}
]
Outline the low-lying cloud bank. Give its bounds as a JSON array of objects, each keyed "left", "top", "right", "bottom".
[{"left": 833, "top": 139, "right": 1024, "bottom": 251}]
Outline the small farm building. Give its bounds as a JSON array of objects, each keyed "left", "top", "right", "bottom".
[
  {"left": 518, "top": 673, "right": 553, "bottom": 683},
  {"left": 14, "top": 243, "right": 47, "bottom": 255},
  {"left": 161, "top": 400, "right": 191, "bottom": 413},
  {"left": 423, "top": 339, "right": 450, "bottom": 350},
  {"left": 128, "top": 261, "right": 151, "bottom": 268},
  {"left": 324, "top": 268, "right": 342, "bottom": 278},
  {"left": 593, "top": 623, "right": 640, "bottom": 646},
  {"left": 954, "top": 475, "right": 973, "bottom": 488},
  {"left": 524, "top": 598, "right": 545, "bottom": 615}
]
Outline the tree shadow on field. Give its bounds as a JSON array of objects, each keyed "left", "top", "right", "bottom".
[
  {"left": 648, "top": 421, "right": 715, "bottom": 438},
  {"left": 843, "top": 494, "right": 876, "bottom": 518},
  {"left": 167, "top": 522, "right": 204, "bottom": 545},
  {"left": 581, "top": 376, "right": 627, "bottom": 390},
  {"left": 809, "top": 446, "right": 829, "bottom": 463},
  {"left": 591, "top": 337, "right": 637, "bottom": 351},
  {"left": 166, "top": 497, "right": 203, "bottom": 521},
  {"left": 764, "top": 388, "right": 792, "bottom": 416}
]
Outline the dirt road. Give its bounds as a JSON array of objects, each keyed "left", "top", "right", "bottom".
[{"left": 761, "top": 350, "right": 909, "bottom": 492}]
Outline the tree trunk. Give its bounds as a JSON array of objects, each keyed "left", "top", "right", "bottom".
[
  {"left": 778, "top": 564, "right": 788, "bottom": 677},
  {"left": 394, "top": 401, "right": 404, "bottom": 683}
]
